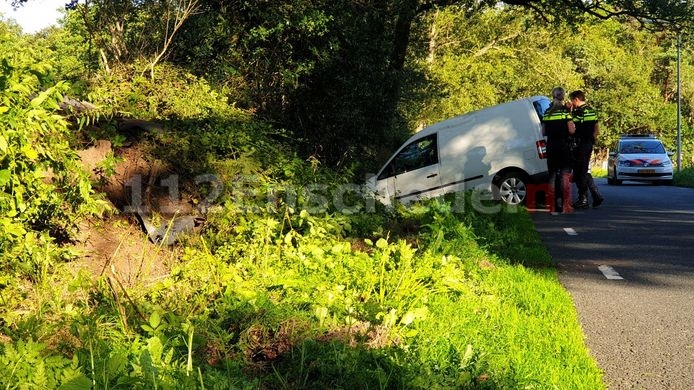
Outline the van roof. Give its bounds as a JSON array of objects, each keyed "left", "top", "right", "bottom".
[{"left": 412, "top": 95, "right": 548, "bottom": 139}]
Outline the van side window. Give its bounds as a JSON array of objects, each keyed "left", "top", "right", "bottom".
[{"left": 378, "top": 134, "right": 438, "bottom": 179}]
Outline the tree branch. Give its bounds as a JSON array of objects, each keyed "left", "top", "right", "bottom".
[{"left": 143, "top": 0, "right": 201, "bottom": 79}]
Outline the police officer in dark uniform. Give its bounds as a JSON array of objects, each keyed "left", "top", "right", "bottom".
[
  {"left": 569, "top": 90, "right": 604, "bottom": 208},
  {"left": 542, "top": 87, "right": 576, "bottom": 213}
]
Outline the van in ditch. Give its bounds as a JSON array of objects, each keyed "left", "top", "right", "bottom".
[{"left": 367, "top": 96, "right": 551, "bottom": 206}]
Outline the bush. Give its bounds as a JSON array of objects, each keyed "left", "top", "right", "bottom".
[
  {"left": 86, "top": 62, "right": 237, "bottom": 121},
  {"left": 0, "top": 31, "right": 107, "bottom": 279}
]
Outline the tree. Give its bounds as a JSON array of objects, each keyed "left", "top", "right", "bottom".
[
  {"left": 402, "top": 5, "right": 693, "bottom": 157},
  {"left": 404, "top": 7, "right": 584, "bottom": 126},
  {"left": 388, "top": 0, "right": 694, "bottom": 74},
  {"left": 170, "top": 1, "right": 407, "bottom": 168},
  {"left": 8, "top": 0, "right": 692, "bottom": 168},
  {"left": 53, "top": 0, "right": 200, "bottom": 77}
]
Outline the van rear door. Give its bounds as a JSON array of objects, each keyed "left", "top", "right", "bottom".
[
  {"left": 376, "top": 133, "right": 441, "bottom": 203},
  {"left": 531, "top": 96, "right": 550, "bottom": 160}
]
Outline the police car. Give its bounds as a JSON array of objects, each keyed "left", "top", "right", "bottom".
[{"left": 607, "top": 134, "right": 674, "bottom": 185}]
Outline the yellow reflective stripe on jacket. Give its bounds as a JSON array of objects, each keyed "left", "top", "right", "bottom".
[
  {"left": 542, "top": 111, "right": 573, "bottom": 121},
  {"left": 573, "top": 106, "right": 598, "bottom": 123}
]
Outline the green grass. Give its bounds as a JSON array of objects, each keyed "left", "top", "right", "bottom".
[
  {"left": 591, "top": 167, "right": 608, "bottom": 178},
  {"left": 674, "top": 167, "right": 694, "bottom": 187},
  {"left": 397, "top": 199, "right": 603, "bottom": 388},
  {"left": 198, "top": 195, "right": 603, "bottom": 388},
  {"left": 0, "top": 193, "right": 604, "bottom": 389},
  {"left": 411, "top": 266, "right": 602, "bottom": 388}
]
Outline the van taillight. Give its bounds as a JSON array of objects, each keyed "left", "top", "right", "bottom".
[{"left": 536, "top": 140, "right": 547, "bottom": 159}]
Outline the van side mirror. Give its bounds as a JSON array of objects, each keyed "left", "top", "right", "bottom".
[
  {"left": 667, "top": 151, "right": 675, "bottom": 157},
  {"left": 609, "top": 152, "right": 617, "bottom": 158}
]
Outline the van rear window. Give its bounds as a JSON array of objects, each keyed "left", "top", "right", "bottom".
[{"left": 532, "top": 98, "right": 550, "bottom": 121}]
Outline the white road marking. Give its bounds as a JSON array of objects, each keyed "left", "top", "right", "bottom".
[
  {"left": 564, "top": 228, "right": 578, "bottom": 236},
  {"left": 598, "top": 265, "right": 624, "bottom": 280}
]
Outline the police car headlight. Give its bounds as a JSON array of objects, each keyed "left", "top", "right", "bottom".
[
  {"left": 662, "top": 159, "right": 672, "bottom": 166},
  {"left": 617, "top": 160, "right": 630, "bottom": 167}
]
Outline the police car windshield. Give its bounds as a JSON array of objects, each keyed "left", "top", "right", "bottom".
[{"left": 619, "top": 140, "right": 666, "bottom": 154}]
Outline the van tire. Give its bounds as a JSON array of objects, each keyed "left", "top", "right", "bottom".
[{"left": 494, "top": 171, "right": 529, "bottom": 205}]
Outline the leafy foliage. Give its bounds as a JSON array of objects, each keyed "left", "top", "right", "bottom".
[
  {"left": 0, "top": 340, "right": 90, "bottom": 389},
  {"left": 404, "top": 8, "right": 693, "bottom": 161},
  {"left": 674, "top": 166, "right": 694, "bottom": 185},
  {"left": 29, "top": 1, "right": 692, "bottom": 169},
  {"left": 85, "top": 61, "right": 233, "bottom": 120},
  {"left": 0, "top": 26, "right": 107, "bottom": 279},
  {"left": 405, "top": 8, "right": 582, "bottom": 125},
  {"left": 2, "top": 2, "right": 694, "bottom": 388},
  {"left": 169, "top": 0, "right": 410, "bottom": 169}
]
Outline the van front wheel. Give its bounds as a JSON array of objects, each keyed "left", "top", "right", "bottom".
[{"left": 495, "top": 172, "right": 528, "bottom": 205}]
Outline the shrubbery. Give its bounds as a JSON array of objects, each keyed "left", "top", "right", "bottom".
[{"left": 0, "top": 29, "right": 108, "bottom": 281}]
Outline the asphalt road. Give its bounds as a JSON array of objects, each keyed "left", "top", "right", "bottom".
[{"left": 531, "top": 178, "right": 694, "bottom": 389}]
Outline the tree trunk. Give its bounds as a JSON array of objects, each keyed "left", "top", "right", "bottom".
[
  {"left": 426, "top": 10, "right": 438, "bottom": 65},
  {"left": 391, "top": 0, "right": 418, "bottom": 71}
]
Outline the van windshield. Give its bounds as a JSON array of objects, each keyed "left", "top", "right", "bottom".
[{"left": 532, "top": 97, "right": 550, "bottom": 122}]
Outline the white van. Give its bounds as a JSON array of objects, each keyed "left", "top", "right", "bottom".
[{"left": 367, "top": 96, "right": 551, "bottom": 206}]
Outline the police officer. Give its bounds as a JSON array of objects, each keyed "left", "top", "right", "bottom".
[
  {"left": 542, "top": 87, "right": 576, "bottom": 213},
  {"left": 569, "top": 90, "right": 604, "bottom": 208}
]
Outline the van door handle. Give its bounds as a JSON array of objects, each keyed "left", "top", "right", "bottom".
[{"left": 426, "top": 174, "right": 438, "bottom": 178}]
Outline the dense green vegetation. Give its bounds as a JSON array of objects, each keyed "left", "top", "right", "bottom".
[
  {"left": 1, "top": 1, "right": 692, "bottom": 388},
  {"left": 674, "top": 167, "right": 694, "bottom": 187},
  {"left": 22, "top": 1, "right": 694, "bottom": 168}
]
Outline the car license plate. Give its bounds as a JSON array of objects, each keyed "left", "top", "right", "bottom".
[{"left": 639, "top": 169, "right": 655, "bottom": 174}]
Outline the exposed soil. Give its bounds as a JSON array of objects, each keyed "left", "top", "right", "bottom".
[
  {"left": 70, "top": 125, "right": 195, "bottom": 284},
  {"left": 317, "top": 321, "right": 397, "bottom": 349},
  {"left": 69, "top": 215, "right": 176, "bottom": 285}
]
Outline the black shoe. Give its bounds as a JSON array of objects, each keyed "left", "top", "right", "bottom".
[
  {"left": 572, "top": 195, "right": 589, "bottom": 209},
  {"left": 592, "top": 195, "right": 604, "bottom": 208},
  {"left": 572, "top": 199, "right": 589, "bottom": 209}
]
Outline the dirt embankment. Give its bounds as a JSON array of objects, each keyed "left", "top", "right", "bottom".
[{"left": 71, "top": 120, "right": 200, "bottom": 285}]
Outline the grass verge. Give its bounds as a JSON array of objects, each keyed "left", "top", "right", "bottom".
[
  {"left": 0, "top": 193, "right": 604, "bottom": 389},
  {"left": 674, "top": 167, "right": 694, "bottom": 187}
]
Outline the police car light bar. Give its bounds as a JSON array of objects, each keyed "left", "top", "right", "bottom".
[{"left": 620, "top": 133, "right": 656, "bottom": 138}]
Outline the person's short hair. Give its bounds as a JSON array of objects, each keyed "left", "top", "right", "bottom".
[
  {"left": 569, "top": 90, "right": 586, "bottom": 101},
  {"left": 551, "top": 87, "right": 566, "bottom": 100}
]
